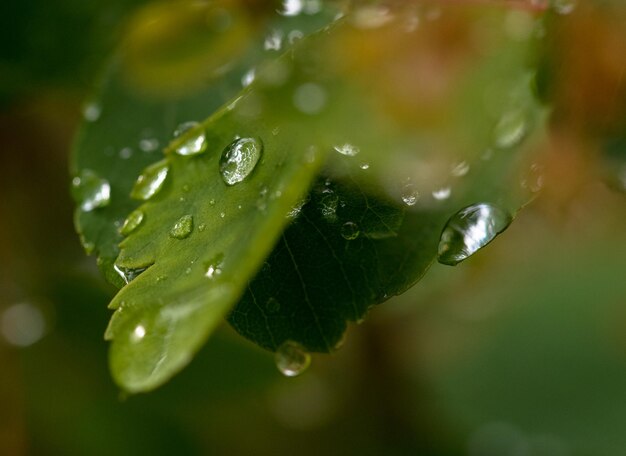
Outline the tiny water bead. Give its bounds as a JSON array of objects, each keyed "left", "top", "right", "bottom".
[
  {"left": 83, "top": 102, "right": 101, "bottom": 122},
  {"left": 494, "top": 109, "right": 529, "bottom": 149},
  {"left": 241, "top": 68, "right": 255, "bottom": 87},
  {"left": 120, "top": 209, "right": 145, "bottom": 236},
  {"left": 174, "top": 121, "right": 207, "bottom": 156},
  {"left": 72, "top": 169, "right": 111, "bottom": 212},
  {"left": 333, "top": 143, "right": 359, "bottom": 157},
  {"left": 204, "top": 253, "right": 224, "bottom": 279},
  {"left": 275, "top": 341, "right": 311, "bottom": 377},
  {"left": 169, "top": 214, "right": 194, "bottom": 239},
  {"left": 130, "top": 160, "right": 170, "bottom": 200},
  {"left": 401, "top": 182, "right": 419, "bottom": 206},
  {"left": 432, "top": 187, "right": 451, "bottom": 201},
  {"left": 341, "top": 221, "right": 360, "bottom": 240},
  {"left": 220, "top": 137, "right": 263, "bottom": 185},
  {"left": 437, "top": 203, "right": 512, "bottom": 266}
]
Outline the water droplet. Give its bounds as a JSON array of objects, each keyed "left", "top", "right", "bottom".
[
  {"left": 352, "top": 5, "right": 394, "bottom": 29},
  {"left": 552, "top": 0, "right": 576, "bottom": 15},
  {"left": 341, "top": 221, "right": 360, "bottom": 240},
  {"left": 264, "top": 29, "right": 283, "bottom": 51},
  {"left": 132, "top": 324, "right": 146, "bottom": 341},
  {"left": 169, "top": 214, "right": 193, "bottom": 239},
  {"left": 119, "top": 209, "right": 145, "bottom": 236},
  {"left": 359, "top": 162, "right": 370, "bottom": 170},
  {"left": 318, "top": 188, "right": 338, "bottom": 222},
  {"left": 220, "top": 212, "right": 226, "bottom": 218},
  {"left": 1, "top": 302, "right": 46, "bottom": 347},
  {"left": 293, "top": 83, "right": 327, "bottom": 115},
  {"left": 288, "top": 29, "right": 304, "bottom": 44},
  {"left": 432, "top": 187, "right": 451, "bottom": 200},
  {"left": 401, "top": 182, "right": 419, "bottom": 206},
  {"left": 521, "top": 163, "right": 545, "bottom": 193},
  {"left": 174, "top": 121, "right": 207, "bottom": 156},
  {"left": 130, "top": 160, "right": 169, "bottom": 200},
  {"left": 287, "top": 197, "right": 308, "bottom": 219},
  {"left": 72, "top": 169, "right": 111, "bottom": 212},
  {"left": 275, "top": 341, "right": 311, "bottom": 377},
  {"left": 114, "top": 264, "right": 148, "bottom": 284},
  {"left": 198, "top": 223, "right": 206, "bottom": 232},
  {"left": 333, "top": 143, "right": 359, "bottom": 157},
  {"left": 241, "top": 68, "right": 256, "bottom": 87},
  {"left": 451, "top": 161, "right": 470, "bottom": 177},
  {"left": 139, "top": 138, "right": 159, "bottom": 153},
  {"left": 119, "top": 147, "right": 133, "bottom": 159},
  {"left": 220, "top": 137, "right": 263, "bottom": 185},
  {"left": 494, "top": 109, "right": 529, "bottom": 149},
  {"left": 204, "top": 253, "right": 224, "bottom": 279},
  {"left": 266, "top": 297, "right": 281, "bottom": 313},
  {"left": 438, "top": 203, "right": 512, "bottom": 266},
  {"left": 83, "top": 102, "right": 101, "bottom": 122}
]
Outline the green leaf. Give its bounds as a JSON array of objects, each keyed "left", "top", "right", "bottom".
[{"left": 73, "top": 2, "right": 548, "bottom": 391}]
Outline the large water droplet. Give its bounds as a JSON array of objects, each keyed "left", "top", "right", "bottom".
[
  {"left": 438, "top": 203, "right": 512, "bottom": 266},
  {"left": 169, "top": 214, "right": 193, "bottom": 239},
  {"left": 72, "top": 169, "right": 111, "bottom": 212},
  {"left": 130, "top": 160, "right": 169, "bottom": 200},
  {"left": 494, "top": 109, "right": 529, "bottom": 149},
  {"left": 220, "top": 137, "right": 263, "bottom": 185},
  {"left": 275, "top": 340, "right": 311, "bottom": 377},
  {"left": 174, "top": 121, "right": 207, "bottom": 156},
  {"left": 334, "top": 143, "right": 359, "bottom": 157},
  {"left": 341, "top": 221, "right": 360, "bottom": 240},
  {"left": 120, "top": 209, "right": 145, "bottom": 236}
]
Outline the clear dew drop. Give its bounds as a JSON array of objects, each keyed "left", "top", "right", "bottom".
[
  {"left": 169, "top": 214, "right": 193, "bottom": 239},
  {"left": 174, "top": 121, "right": 207, "bottom": 156},
  {"left": 119, "top": 209, "right": 145, "bottom": 236},
  {"left": 204, "top": 253, "right": 224, "bottom": 279},
  {"left": 401, "top": 182, "right": 419, "bottom": 206},
  {"left": 130, "top": 160, "right": 169, "bottom": 200},
  {"left": 333, "top": 143, "right": 359, "bottom": 157},
  {"left": 275, "top": 340, "right": 311, "bottom": 377},
  {"left": 437, "top": 203, "right": 512, "bottom": 266},
  {"left": 72, "top": 169, "right": 111, "bottom": 212},
  {"left": 341, "top": 221, "right": 360, "bottom": 240},
  {"left": 494, "top": 109, "right": 529, "bottom": 149},
  {"left": 113, "top": 264, "right": 148, "bottom": 284},
  {"left": 220, "top": 137, "right": 263, "bottom": 186},
  {"left": 432, "top": 187, "right": 451, "bottom": 201}
]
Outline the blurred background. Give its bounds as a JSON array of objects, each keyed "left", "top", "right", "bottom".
[{"left": 1, "top": 0, "right": 625, "bottom": 455}]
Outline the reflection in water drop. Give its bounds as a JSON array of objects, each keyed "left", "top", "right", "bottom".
[
  {"left": 130, "top": 160, "right": 169, "bottom": 200},
  {"left": 438, "top": 203, "right": 512, "bottom": 266},
  {"left": 169, "top": 214, "right": 194, "bottom": 239},
  {"left": 120, "top": 209, "right": 145, "bottom": 236},
  {"left": 293, "top": 83, "right": 327, "bottom": 115},
  {"left": 333, "top": 143, "right": 359, "bottom": 157},
  {"left": 341, "top": 221, "right": 360, "bottom": 240},
  {"left": 174, "top": 121, "right": 207, "bottom": 156},
  {"left": 275, "top": 340, "right": 311, "bottom": 377},
  {"left": 1, "top": 302, "right": 46, "bottom": 347},
  {"left": 72, "top": 169, "right": 111, "bottom": 212},
  {"left": 220, "top": 137, "right": 263, "bottom": 185}
]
